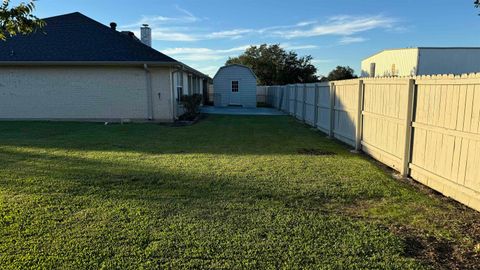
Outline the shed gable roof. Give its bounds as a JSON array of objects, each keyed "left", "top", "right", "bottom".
[
  {"left": 0, "top": 12, "right": 178, "bottom": 63},
  {"left": 213, "top": 64, "right": 258, "bottom": 80}
]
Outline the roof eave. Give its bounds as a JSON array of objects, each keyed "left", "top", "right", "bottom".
[
  {"left": 0, "top": 61, "right": 181, "bottom": 67},
  {"left": 0, "top": 60, "right": 211, "bottom": 80}
]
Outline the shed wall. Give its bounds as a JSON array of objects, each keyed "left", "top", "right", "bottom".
[{"left": 213, "top": 65, "right": 257, "bottom": 107}]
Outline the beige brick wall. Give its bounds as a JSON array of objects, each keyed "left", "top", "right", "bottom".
[
  {"left": 150, "top": 67, "right": 174, "bottom": 122},
  {"left": 0, "top": 65, "right": 174, "bottom": 122}
]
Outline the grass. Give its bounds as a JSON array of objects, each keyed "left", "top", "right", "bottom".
[{"left": 0, "top": 115, "right": 479, "bottom": 269}]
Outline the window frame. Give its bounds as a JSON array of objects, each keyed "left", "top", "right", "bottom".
[
  {"left": 231, "top": 80, "right": 239, "bottom": 93},
  {"left": 176, "top": 72, "right": 184, "bottom": 102}
]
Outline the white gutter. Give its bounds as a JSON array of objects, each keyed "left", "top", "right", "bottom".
[{"left": 0, "top": 61, "right": 178, "bottom": 67}]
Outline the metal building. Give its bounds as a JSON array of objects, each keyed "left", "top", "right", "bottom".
[{"left": 361, "top": 47, "right": 480, "bottom": 77}]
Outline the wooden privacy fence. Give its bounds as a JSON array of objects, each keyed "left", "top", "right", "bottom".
[{"left": 264, "top": 74, "right": 480, "bottom": 212}]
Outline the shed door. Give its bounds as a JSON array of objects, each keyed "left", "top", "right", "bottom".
[{"left": 229, "top": 80, "right": 241, "bottom": 106}]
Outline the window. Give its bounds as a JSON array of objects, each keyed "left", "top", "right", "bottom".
[
  {"left": 231, "top": 81, "right": 239, "bottom": 92},
  {"left": 176, "top": 72, "right": 183, "bottom": 102}
]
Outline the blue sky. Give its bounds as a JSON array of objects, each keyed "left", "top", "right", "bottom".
[{"left": 31, "top": 0, "right": 480, "bottom": 77}]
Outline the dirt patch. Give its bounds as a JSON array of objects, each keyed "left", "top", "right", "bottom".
[
  {"left": 297, "top": 148, "right": 336, "bottom": 156},
  {"left": 392, "top": 225, "right": 480, "bottom": 270},
  {"left": 167, "top": 114, "right": 207, "bottom": 127}
]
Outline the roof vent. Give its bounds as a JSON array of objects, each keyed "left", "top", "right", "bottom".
[
  {"left": 141, "top": 24, "right": 152, "bottom": 47},
  {"left": 110, "top": 22, "right": 117, "bottom": 31}
]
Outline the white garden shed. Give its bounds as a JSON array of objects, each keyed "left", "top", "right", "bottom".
[{"left": 213, "top": 64, "right": 257, "bottom": 108}]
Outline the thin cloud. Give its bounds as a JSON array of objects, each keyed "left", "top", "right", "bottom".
[
  {"left": 206, "top": 29, "right": 254, "bottom": 39},
  {"left": 339, "top": 36, "right": 367, "bottom": 45},
  {"left": 152, "top": 31, "right": 199, "bottom": 42},
  {"left": 160, "top": 45, "right": 251, "bottom": 61},
  {"left": 190, "top": 65, "right": 221, "bottom": 76},
  {"left": 312, "top": 59, "right": 334, "bottom": 64},
  {"left": 120, "top": 5, "right": 200, "bottom": 29},
  {"left": 122, "top": 13, "right": 397, "bottom": 42},
  {"left": 283, "top": 43, "right": 319, "bottom": 50},
  {"left": 296, "top": 20, "right": 318, "bottom": 27},
  {"left": 161, "top": 43, "right": 319, "bottom": 62},
  {"left": 274, "top": 15, "right": 396, "bottom": 39},
  {"left": 174, "top": 5, "right": 198, "bottom": 21}
]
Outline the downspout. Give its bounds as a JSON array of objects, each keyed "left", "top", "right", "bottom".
[{"left": 143, "top": 64, "right": 154, "bottom": 120}]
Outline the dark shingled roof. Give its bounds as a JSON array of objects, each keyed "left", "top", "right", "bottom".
[{"left": 0, "top": 12, "right": 178, "bottom": 63}]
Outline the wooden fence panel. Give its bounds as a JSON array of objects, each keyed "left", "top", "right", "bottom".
[
  {"left": 361, "top": 79, "right": 410, "bottom": 171},
  {"left": 288, "top": 85, "right": 295, "bottom": 115},
  {"left": 295, "top": 84, "right": 304, "bottom": 120},
  {"left": 304, "top": 84, "right": 316, "bottom": 126},
  {"left": 410, "top": 76, "right": 480, "bottom": 210},
  {"left": 332, "top": 80, "right": 358, "bottom": 147},
  {"left": 316, "top": 83, "right": 331, "bottom": 134},
  {"left": 256, "top": 86, "right": 267, "bottom": 104}
]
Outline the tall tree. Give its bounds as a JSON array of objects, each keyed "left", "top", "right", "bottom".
[
  {"left": 476, "top": 0, "right": 480, "bottom": 13},
  {"left": 326, "top": 66, "right": 358, "bottom": 81},
  {"left": 0, "top": 0, "right": 44, "bottom": 40},
  {"left": 226, "top": 44, "right": 318, "bottom": 85}
]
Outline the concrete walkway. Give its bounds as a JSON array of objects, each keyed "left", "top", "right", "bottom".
[{"left": 201, "top": 106, "right": 286, "bottom": 116}]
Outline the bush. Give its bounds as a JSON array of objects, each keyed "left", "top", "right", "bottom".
[{"left": 179, "top": 94, "right": 202, "bottom": 121}]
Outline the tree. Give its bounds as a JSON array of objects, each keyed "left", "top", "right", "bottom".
[
  {"left": 226, "top": 44, "right": 318, "bottom": 85},
  {"left": 0, "top": 0, "right": 44, "bottom": 40},
  {"left": 476, "top": 0, "right": 480, "bottom": 14},
  {"left": 326, "top": 66, "right": 358, "bottom": 81}
]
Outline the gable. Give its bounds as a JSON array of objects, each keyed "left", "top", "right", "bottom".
[{"left": 213, "top": 64, "right": 257, "bottom": 81}]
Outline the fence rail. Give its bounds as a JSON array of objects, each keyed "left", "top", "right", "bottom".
[{"left": 263, "top": 74, "right": 480, "bottom": 212}]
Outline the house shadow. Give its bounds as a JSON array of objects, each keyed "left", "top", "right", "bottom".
[
  {"left": 0, "top": 114, "right": 351, "bottom": 157},
  {"left": 0, "top": 131, "right": 381, "bottom": 214}
]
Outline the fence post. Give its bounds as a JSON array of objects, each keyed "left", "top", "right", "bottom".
[
  {"left": 329, "top": 82, "right": 335, "bottom": 138},
  {"left": 302, "top": 84, "right": 307, "bottom": 122},
  {"left": 355, "top": 80, "right": 364, "bottom": 152},
  {"left": 401, "top": 79, "right": 416, "bottom": 177},
  {"left": 314, "top": 83, "right": 319, "bottom": 128}
]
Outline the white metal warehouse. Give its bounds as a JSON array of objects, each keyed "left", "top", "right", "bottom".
[
  {"left": 213, "top": 64, "right": 257, "bottom": 108},
  {"left": 361, "top": 47, "right": 480, "bottom": 77}
]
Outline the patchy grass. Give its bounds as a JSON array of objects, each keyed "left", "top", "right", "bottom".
[{"left": 0, "top": 115, "right": 479, "bottom": 269}]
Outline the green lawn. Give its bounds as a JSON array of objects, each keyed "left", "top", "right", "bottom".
[{"left": 0, "top": 115, "right": 479, "bottom": 269}]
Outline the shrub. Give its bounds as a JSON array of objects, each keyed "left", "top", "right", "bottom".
[{"left": 179, "top": 94, "right": 202, "bottom": 121}]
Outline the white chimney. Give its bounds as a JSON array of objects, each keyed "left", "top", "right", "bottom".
[{"left": 140, "top": 24, "right": 152, "bottom": 47}]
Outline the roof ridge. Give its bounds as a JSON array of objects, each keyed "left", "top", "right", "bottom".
[
  {"left": 44, "top": 12, "right": 179, "bottom": 63},
  {"left": 0, "top": 12, "right": 188, "bottom": 66},
  {"left": 42, "top": 11, "right": 83, "bottom": 21}
]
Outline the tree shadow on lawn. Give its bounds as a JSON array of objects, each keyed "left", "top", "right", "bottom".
[
  {"left": 0, "top": 145, "right": 432, "bottom": 269},
  {"left": 0, "top": 146, "right": 391, "bottom": 209},
  {"left": 1, "top": 117, "right": 480, "bottom": 268}
]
